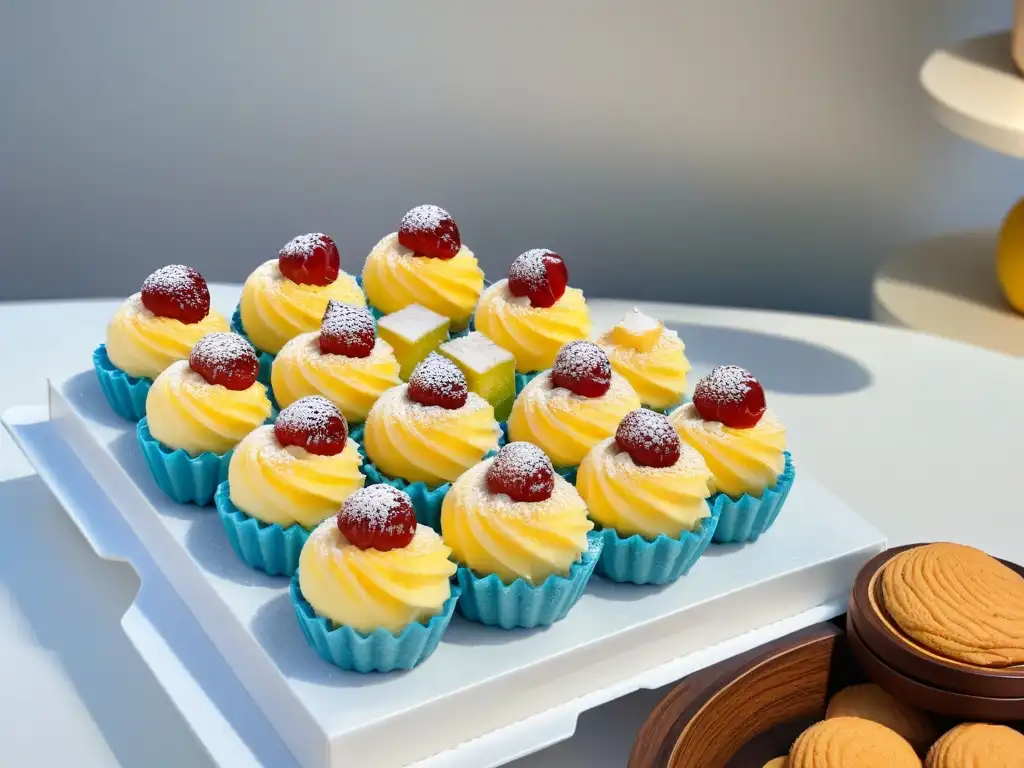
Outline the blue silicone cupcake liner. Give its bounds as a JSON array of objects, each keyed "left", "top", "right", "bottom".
[
  {"left": 214, "top": 482, "right": 309, "bottom": 576},
  {"left": 290, "top": 575, "right": 459, "bottom": 672},
  {"left": 137, "top": 418, "right": 231, "bottom": 506},
  {"left": 711, "top": 452, "right": 795, "bottom": 544},
  {"left": 349, "top": 422, "right": 365, "bottom": 444},
  {"left": 230, "top": 304, "right": 277, "bottom": 388},
  {"left": 92, "top": 344, "right": 152, "bottom": 422},
  {"left": 455, "top": 532, "right": 603, "bottom": 629},
  {"left": 595, "top": 505, "right": 720, "bottom": 585},
  {"left": 556, "top": 465, "right": 579, "bottom": 484},
  {"left": 358, "top": 425, "right": 506, "bottom": 532},
  {"left": 514, "top": 370, "right": 542, "bottom": 394}
]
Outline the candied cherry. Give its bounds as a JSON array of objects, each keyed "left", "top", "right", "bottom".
[
  {"left": 507, "top": 249, "right": 568, "bottom": 308},
  {"left": 274, "top": 396, "right": 348, "bottom": 456},
  {"left": 407, "top": 353, "right": 468, "bottom": 409},
  {"left": 277, "top": 233, "right": 340, "bottom": 286},
  {"left": 486, "top": 442, "right": 555, "bottom": 503},
  {"left": 319, "top": 300, "right": 376, "bottom": 358},
  {"left": 692, "top": 365, "right": 766, "bottom": 429},
  {"left": 397, "top": 205, "right": 461, "bottom": 259},
  {"left": 615, "top": 409, "right": 681, "bottom": 468},
  {"left": 337, "top": 485, "right": 417, "bottom": 551},
  {"left": 550, "top": 340, "right": 611, "bottom": 398},
  {"left": 140, "top": 264, "right": 211, "bottom": 324},
  {"left": 188, "top": 332, "right": 259, "bottom": 391}
]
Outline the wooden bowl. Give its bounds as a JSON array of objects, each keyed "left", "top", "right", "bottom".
[
  {"left": 629, "top": 623, "right": 848, "bottom": 767},
  {"left": 845, "top": 611, "right": 1024, "bottom": 722},
  {"left": 849, "top": 544, "right": 1024, "bottom": 699}
]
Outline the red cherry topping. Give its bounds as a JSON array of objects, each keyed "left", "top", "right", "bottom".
[
  {"left": 319, "top": 300, "right": 376, "bottom": 358},
  {"left": 188, "top": 332, "right": 260, "bottom": 390},
  {"left": 692, "top": 365, "right": 766, "bottom": 429},
  {"left": 507, "top": 249, "right": 568, "bottom": 308},
  {"left": 140, "top": 265, "right": 211, "bottom": 324},
  {"left": 397, "top": 205, "right": 461, "bottom": 259},
  {"left": 337, "top": 485, "right": 417, "bottom": 551},
  {"left": 274, "top": 396, "right": 348, "bottom": 456},
  {"left": 407, "top": 353, "right": 468, "bottom": 409},
  {"left": 550, "top": 341, "right": 611, "bottom": 398},
  {"left": 615, "top": 409, "right": 681, "bottom": 468},
  {"left": 486, "top": 442, "right": 555, "bottom": 503},
  {"left": 277, "top": 233, "right": 340, "bottom": 286}
]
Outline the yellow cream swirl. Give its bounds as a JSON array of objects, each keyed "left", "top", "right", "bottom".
[
  {"left": 363, "top": 385, "right": 501, "bottom": 486},
  {"left": 474, "top": 279, "right": 591, "bottom": 373},
  {"left": 227, "top": 425, "right": 365, "bottom": 529},
  {"left": 508, "top": 371, "right": 641, "bottom": 468},
  {"left": 298, "top": 518, "right": 456, "bottom": 634},
  {"left": 239, "top": 260, "right": 365, "bottom": 355},
  {"left": 105, "top": 293, "right": 228, "bottom": 380},
  {"left": 669, "top": 402, "right": 786, "bottom": 498},
  {"left": 598, "top": 328, "right": 691, "bottom": 411},
  {"left": 146, "top": 360, "right": 273, "bottom": 455},
  {"left": 362, "top": 233, "right": 484, "bottom": 331},
  {"left": 577, "top": 438, "right": 713, "bottom": 539},
  {"left": 441, "top": 459, "right": 593, "bottom": 585},
  {"left": 271, "top": 332, "right": 401, "bottom": 424}
]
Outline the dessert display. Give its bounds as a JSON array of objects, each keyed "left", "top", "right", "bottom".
[
  {"left": 596, "top": 308, "right": 691, "bottom": 412},
  {"left": 507, "top": 341, "right": 641, "bottom": 478},
  {"left": 577, "top": 409, "right": 718, "bottom": 584},
  {"left": 474, "top": 249, "right": 591, "bottom": 390},
  {"left": 215, "top": 396, "right": 365, "bottom": 575},
  {"left": 440, "top": 441, "right": 601, "bottom": 628},
  {"left": 376, "top": 303, "right": 451, "bottom": 380},
  {"left": 438, "top": 331, "right": 517, "bottom": 422},
  {"left": 137, "top": 332, "right": 273, "bottom": 505},
  {"left": 234, "top": 233, "right": 365, "bottom": 382},
  {"left": 788, "top": 717, "right": 921, "bottom": 767},
  {"left": 880, "top": 543, "right": 1024, "bottom": 668},
  {"left": 925, "top": 723, "right": 1024, "bottom": 767},
  {"left": 825, "top": 684, "right": 937, "bottom": 755},
  {"left": 95, "top": 265, "right": 228, "bottom": 421},
  {"left": 270, "top": 301, "right": 401, "bottom": 427},
  {"left": 669, "top": 365, "right": 794, "bottom": 543},
  {"left": 291, "top": 485, "right": 459, "bottom": 672},
  {"left": 361, "top": 205, "right": 484, "bottom": 331},
  {"left": 361, "top": 353, "right": 502, "bottom": 529}
]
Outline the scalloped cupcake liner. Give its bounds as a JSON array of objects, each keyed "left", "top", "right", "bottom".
[
  {"left": 214, "top": 482, "right": 309, "bottom": 576},
  {"left": 230, "top": 304, "right": 277, "bottom": 389},
  {"left": 92, "top": 344, "right": 152, "bottom": 422},
  {"left": 455, "top": 532, "right": 603, "bottom": 629},
  {"left": 711, "top": 451, "right": 795, "bottom": 544},
  {"left": 290, "top": 576, "right": 460, "bottom": 673},
  {"left": 595, "top": 506, "right": 720, "bottom": 585},
  {"left": 137, "top": 418, "right": 231, "bottom": 506},
  {"left": 358, "top": 425, "right": 506, "bottom": 532}
]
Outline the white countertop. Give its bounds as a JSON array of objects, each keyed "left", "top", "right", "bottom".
[{"left": 3, "top": 285, "right": 1024, "bottom": 767}]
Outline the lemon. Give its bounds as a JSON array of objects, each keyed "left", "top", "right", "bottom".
[{"left": 995, "top": 195, "right": 1024, "bottom": 313}]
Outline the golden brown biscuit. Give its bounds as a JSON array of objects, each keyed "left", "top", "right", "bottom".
[
  {"left": 881, "top": 543, "right": 1024, "bottom": 667},
  {"left": 763, "top": 759, "right": 788, "bottom": 768},
  {"left": 826, "top": 683, "right": 938, "bottom": 753},
  {"left": 925, "top": 723, "right": 1024, "bottom": 767},
  {"left": 789, "top": 717, "right": 920, "bottom": 767}
]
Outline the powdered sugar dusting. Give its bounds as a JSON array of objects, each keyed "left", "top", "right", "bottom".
[
  {"left": 279, "top": 233, "right": 330, "bottom": 257},
  {"left": 486, "top": 442, "right": 554, "bottom": 500},
  {"left": 618, "top": 308, "right": 661, "bottom": 335},
  {"left": 141, "top": 265, "right": 209, "bottom": 312},
  {"left": 616, "top": 409, "right": 677, "bottom": 451},
  {"left": 276, "top": 395, "right": 346, "bottom": 440},
  {"left": 189, "top": 332, "right": 257, "bottom": 375},
  {"left": 321, "top": 301, "right": 375, "bottom": 342},
  {"left": 694, "top": 365, "right": 755, "bottom": 404},
  {"left": 553, "top": 341, "right": 611, "bottom": 384},
  {"left": 409, "top": 353, "right": 467, "bottom": 401},
  {"left": 401, "top": 205, "right": 452, "bottom": 234},
  {"left": 458, "top": 459, "right": 584, "bottom": 522},
  {"left": 440, "top": 332, "right": 514, "bottom": 374},
  {"left": 508, "top": 249, "right": 555, "bottom": 289},
  {"left": 339, "top": 485, "right": 415, "bottom": 535},
  {"left": 377, "top": 303, "right": 448, "bottom": 343}
]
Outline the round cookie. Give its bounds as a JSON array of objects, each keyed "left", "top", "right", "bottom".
[
  {"left": 880, "top": 543, "right": 1024, "bottom": 667},
  {"left": 789, "top": 717, "right": 920, "bottom": 767},
  {"left": 925, "top": 723, "right": 1024, "bottom": 767},
  {"left": 826, "top": 683, "right": 938, "bottom": 754},
  {"left": 763, "top": 759, "right": 788, "bottom": 768}
]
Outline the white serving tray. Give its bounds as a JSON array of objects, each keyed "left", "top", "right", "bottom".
[{"left": 3, "top": 369, "right": 885, "bottom": 768}]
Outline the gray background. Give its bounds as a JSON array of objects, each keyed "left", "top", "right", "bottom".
[{"left": 1, "top": 0, "right": 1020, "bottom": 317}]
